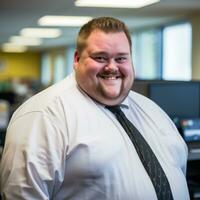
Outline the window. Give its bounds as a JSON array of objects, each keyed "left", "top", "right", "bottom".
[
  {"left": 65, "top": 46, "right": 75, "bottom": 75},
  {"left": 53, "top": 55, "right": 66, "bottom": 83},
  {"left": 41, "top": 53, "right": 52, "bottom": 86},
  {"left": 132, "top": 29, "right": 161, "bottom": 80},
  {"left": 162, "top": 23, "right": 192, "bottom": 80},
  {"left": 131, "top": 22, "right": 192, "bottom": 81}
]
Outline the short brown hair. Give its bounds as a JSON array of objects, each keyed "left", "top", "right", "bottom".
[{"left": 76, "top": 17, "right": 132, "bottom": 55}]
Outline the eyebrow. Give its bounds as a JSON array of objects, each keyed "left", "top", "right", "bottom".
[{"left": 90, "top": 51, "right": 130, "bottom": 56}]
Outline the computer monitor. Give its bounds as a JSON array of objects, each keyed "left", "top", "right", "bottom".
[
  {"left": 180, "top": 118, "right": 200, "bottom": 142},
  {"left": 149, "top": 82, "right": 200, "bottom": 119}
]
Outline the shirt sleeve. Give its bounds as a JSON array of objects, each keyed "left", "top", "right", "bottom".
[{"left": 0, "top": 111, "right": 67, "bottom": 200}]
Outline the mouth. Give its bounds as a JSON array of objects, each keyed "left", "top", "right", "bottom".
[{"left": 98, "top": 73, "right": 121, "bottom": 80}]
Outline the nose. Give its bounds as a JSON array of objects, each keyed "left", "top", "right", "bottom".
[{"left": 104, "top": 59, "right": 118, "bottom": 72}]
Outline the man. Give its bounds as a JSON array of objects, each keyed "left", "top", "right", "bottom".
[{"left": 0, "top": 17, "right": 189, "bottom": 199}]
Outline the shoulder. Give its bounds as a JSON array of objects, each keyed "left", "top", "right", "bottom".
[
  {"left": 127, "top": 90, "right": 176, "bottom": 130},
  {"left": 10, "top": 73, "right": 77, "bottom": 124},
  {"left": 127, "top": 90, "right": 187, "bottom": 147},
  {"left": 128, "top": 90, "right": 188, "bottom": 152},
  {"left": 128, "top": 90, "right": 163, "bottom": 112}
]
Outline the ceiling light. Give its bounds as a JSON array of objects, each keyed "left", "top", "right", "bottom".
[
  {"left": 9, "top": 36, "right": 42, "bottom": 46},
  {"left": 1, "top": 43, "right": 27, "bottom": 53},
  {"left": 75, "top": 0, "right": 160, "bottom": 8},
  {"left": 38, "top": 16, "right": 92, "bottom": 26},
  {"left": 20, "top": 28, "right": 62, "bottom": 38}
]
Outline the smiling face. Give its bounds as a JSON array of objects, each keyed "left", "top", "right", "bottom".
[{"left": 74, "top": 30, "right": 134, "bottom": 106}]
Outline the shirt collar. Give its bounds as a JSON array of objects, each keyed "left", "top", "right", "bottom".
[
  {"left": 119, "top": 96, "right": 129, "bottom": 109},
  {"left": 101, "top": 96, "right": 130, "bottom": 110}
]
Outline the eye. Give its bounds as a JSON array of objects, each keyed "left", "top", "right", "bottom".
[
  {"left": 91, "top": 56, "right": 108, "bottom": 63},
  {"left": 115, "top": 56, "right": 127, "bottom": 63}
]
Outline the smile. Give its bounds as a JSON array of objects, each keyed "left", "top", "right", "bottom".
[{"left": 98, "top": 74, "right": 121, "bottom": 80}]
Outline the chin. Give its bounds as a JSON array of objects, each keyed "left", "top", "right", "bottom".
[
  {"left": 97, "top": 96, "right": 125, "bottom": 106},
  {"left": 103, "top": 90, "right": 121, "bottom": 98}
]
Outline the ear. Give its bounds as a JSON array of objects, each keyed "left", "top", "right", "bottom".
[{"left": 73, "top": 50, "right": 80, "bottom": 70}]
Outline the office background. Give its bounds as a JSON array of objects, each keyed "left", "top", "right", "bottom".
[{"left": 0, "top": 0, "right": 200, "bottom": 199}]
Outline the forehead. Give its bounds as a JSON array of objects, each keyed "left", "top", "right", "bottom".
[{"left": 85, "top": 30, "right": 130, "bottom": 53}]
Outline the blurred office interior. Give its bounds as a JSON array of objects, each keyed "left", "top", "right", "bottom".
[{"left": 0, "top": 0, "right": 200, "bottom": 199}]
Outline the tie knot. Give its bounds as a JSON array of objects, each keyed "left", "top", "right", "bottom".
[{"left": 105, "top": 105, "right": 122, "bottom": 115}]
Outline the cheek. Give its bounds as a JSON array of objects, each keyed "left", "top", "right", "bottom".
[
  {"left": 120, "top": 64, "right": 134, "bottom": 77},
  {"left": 83, "top": 60, "right": 104, "bottom": 75}
]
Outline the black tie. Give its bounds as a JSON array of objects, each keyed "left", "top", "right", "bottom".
[{"left": 106, "top": 105, "right": 174, "bottom": 200}]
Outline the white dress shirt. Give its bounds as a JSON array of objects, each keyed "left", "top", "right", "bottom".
[{"left": 0, "top": 73, "right": 190, "bottom": 200}]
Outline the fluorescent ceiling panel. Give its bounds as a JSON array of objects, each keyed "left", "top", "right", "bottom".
[
  {"left": 9, "top": 36, "right": 42, "bottom": 46},
  {"left": 20, "top": 28, "right": 62, "bottom": 38},
  {"left": 1, "top": 43, "right": 27, "bottom": 52},
  {"left": 75, "top": 0, "right": 160, "bottom": 8},
  {"left": 38, "top": 16, "right": 92, "bottom": 26}
]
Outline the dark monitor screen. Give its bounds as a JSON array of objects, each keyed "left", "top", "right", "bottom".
[{"left": 149, "top": 82, "right": 200, "bottom": 119}]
